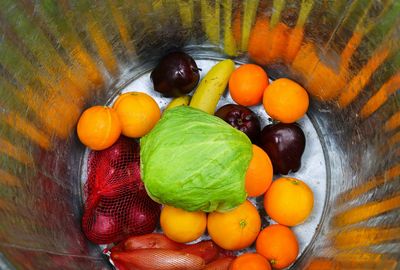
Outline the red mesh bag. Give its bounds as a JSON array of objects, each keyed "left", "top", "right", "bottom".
[{"left": 82, "top": 136, "right": 161, "bottom": 244}]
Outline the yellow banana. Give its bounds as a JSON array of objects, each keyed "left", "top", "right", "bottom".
[
  {"left": 190, "top": 59, "right": 235, "bottom": 114},
  {"left": 165, "top": 95, "right": 191, "bottom": 110}
]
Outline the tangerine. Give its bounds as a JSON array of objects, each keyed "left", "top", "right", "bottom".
[
  {"left": 229, "top": 253, "right": 271, "bottom": 270},
  {"left": 245, "top": 145, "right": 273, "bottom": 197},
  {"left": 263, "top": 78, "right": 309, "bottom": 123},
  {"left": 160, "top": 205, "right": 206, "bottom": 243},
  {"left": 207, "top": 200, "right": 261, "bottom": 250},
  {"left": 264, "top": 177, "right": 314, "bottom": 226},
  {"left": 256, "top": 224, "right": 299, "bottom": 269},
  {"left": 77, "top": 106, "right": 121, "bottom": 150},
  {"left": 113, "top": 92, "right": 161, "bottom": 138},
  {"left": 229, "top": 64, "right": 269, "bottom": 106}
]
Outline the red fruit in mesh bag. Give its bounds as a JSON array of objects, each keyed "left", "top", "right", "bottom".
[
  {"left": 82, "top": 136, "right": 161, "bottom": 244},
  {"left": 82, "top": 205, "right": 122, "bottom": 244},
  {"left": 83, "top": 188, "right": 161, "bottom": 244},
  {"left": 85, "top": 136, "right": 142, "bottom": 197},
  {"left": 125, "top": 189, "right": 161, "bottom": 236}
]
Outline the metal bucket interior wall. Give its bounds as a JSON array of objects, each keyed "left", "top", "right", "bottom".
[{"left": 0, "top": 1, "right": 399, "bottom": 269}]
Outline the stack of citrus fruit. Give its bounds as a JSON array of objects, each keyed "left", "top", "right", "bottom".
[
  {"left": 160, "top": 205, "right": 207, "bottom": 243},
  {"left": 224, "top": 63, "right": 313, "bottom": 269},
  {"left": 77, "top": 106, "right": 121, "bottom": 150},
  {"left": 264, "top": 177, "right": 314, "bottom": 227},
  {"left": 230, "top": 253, "right": 271, "bottom": 270},
  {"left": 263, "top": 78, "right": 309, "bottom": 124},
  {"left": 229, "top": 64, "right": 269, "bottom": 106},
  {"left": 228, "top": 63, "right": 309, "bottom": 124},
  {"left": 256, "top": 224, "right": 299, "bottom": 269},
  {"left": 207, "top": 200, "right": 261, "bottom": 251},
  {"left": 112, "top": 92, "right": 161, "bottom": 138},
  {"left": 76, "top": 91, "right": 161, "bottom": 150},
  {"left": 245, "top": 144, "right": 273, "bottom": 197}
]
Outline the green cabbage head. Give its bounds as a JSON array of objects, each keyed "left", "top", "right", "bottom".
[{"left": 140, "top": 106, "right": 252, "bottom": 212}]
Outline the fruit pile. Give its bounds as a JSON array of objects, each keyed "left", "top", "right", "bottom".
[{"left": 77, "top": 52, "right": 314, "bottom": 270}]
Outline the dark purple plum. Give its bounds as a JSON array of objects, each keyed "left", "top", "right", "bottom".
[
  {"left": 259, "top": 122, "right": 305, "bottom": 174},
  {"left": 151, "top": 51, "right": 200, "bottom": 97},
  {"left": 215, "top": 104, "right": 261, "bottom": 143}
]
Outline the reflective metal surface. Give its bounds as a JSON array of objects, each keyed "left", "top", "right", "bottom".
[{"left": 0, "top": 0, "right": 399, "bottom": 269}]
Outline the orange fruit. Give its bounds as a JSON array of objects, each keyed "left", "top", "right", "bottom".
[
  {"left": 113, "top": 92, "right": 161, "bottom": 138},
  {"left": 229, "top": 64, "right": 269, "bottom": 106},
  {"left": 160, "top": 205, "right": 207, "bottom": 243},
  {"left": 262, "top": 78, "right": 309, "bottom": 123},
  {"left": 245, "top": 145, "right": 273, "bottom": 197},
  {"left": 230, "top": 253, "right": 271, "bottom": 270},
  {"left": 207, "top": 200, "right": 261, "bottom": 250},
  {"left": 77, "top": 106, "right": 121, "bottom": 150},
  {"left": 264, "top": 177, "right": 314, "bottom": 226},
  {"left": 256, "top": 224, "right": 299, "bottom": 269}
]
